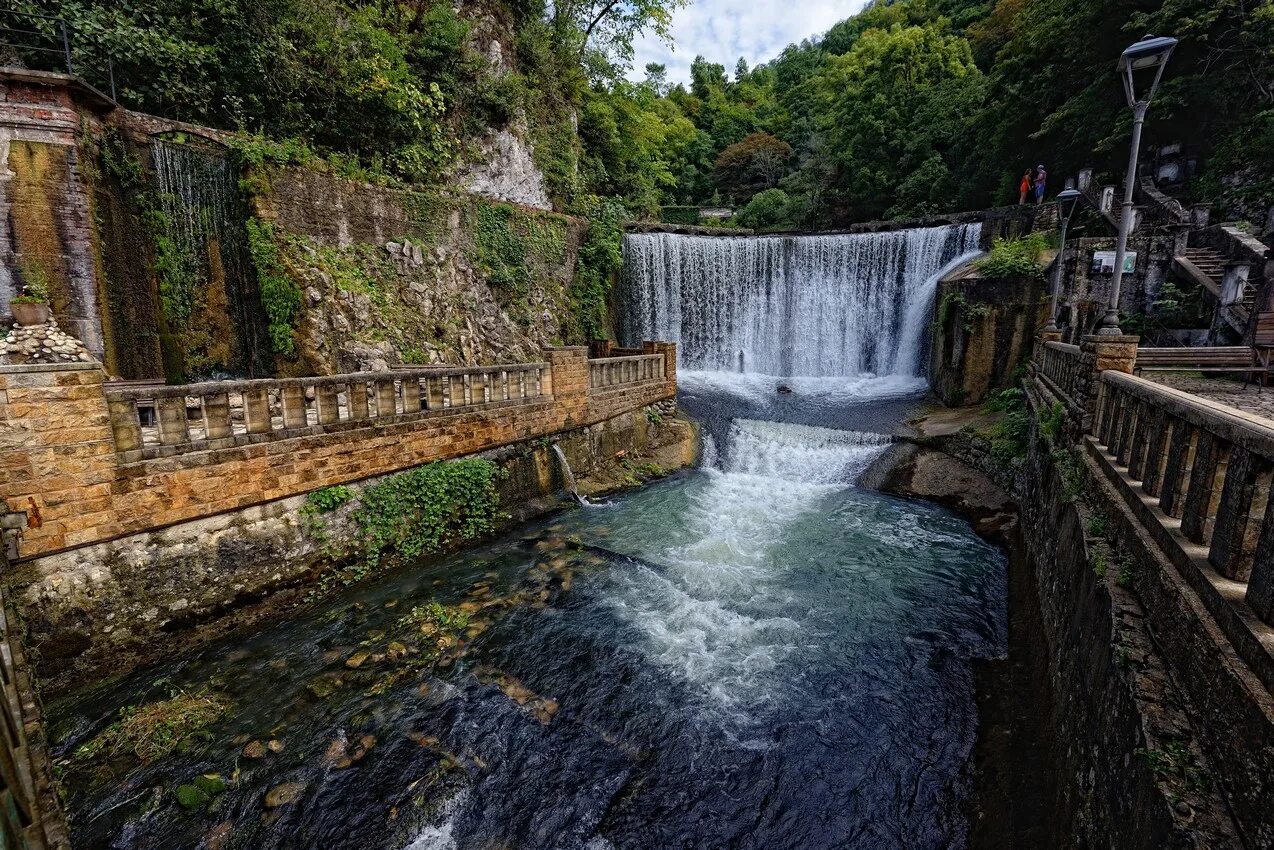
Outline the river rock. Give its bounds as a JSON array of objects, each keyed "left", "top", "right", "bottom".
[
  {"left": 242, "top": 740, "right": 267, "bottom": 759},
  {"left": 264, "top": 781, "right": 306, "bottom": 808}
]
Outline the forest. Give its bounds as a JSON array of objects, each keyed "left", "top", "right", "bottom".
[{"left": 7, "top": 0, "right": 1273, "bottom": 229}]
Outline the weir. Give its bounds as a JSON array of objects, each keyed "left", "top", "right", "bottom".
[{"left": 620, "top": 224, "right": 981, "bottom": 376}]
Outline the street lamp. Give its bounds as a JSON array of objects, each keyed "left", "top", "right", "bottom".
[
  {"left": 1045, "top": 181, "right": 1083, "bottom": 333},
  {"left": 1097, "top": 33, "right": 1177, "bottom": 336}
]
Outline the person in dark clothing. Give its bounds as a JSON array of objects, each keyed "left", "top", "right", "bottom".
[{"left": 1034, "top": 165, "right": 1047, "bottom": 203}]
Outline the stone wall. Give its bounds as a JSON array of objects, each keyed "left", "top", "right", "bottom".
[
  {"left": 928, "top": 269, "right": 1048, "bottom": 406},
  {"left": 0, "top": 345, "right": 686, "bottom": 692},
  {"left": 255, "top": 168, "right": 591, "bottom": 374}
]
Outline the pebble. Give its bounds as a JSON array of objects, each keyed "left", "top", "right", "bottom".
[{"left": 0, "top": 319, "right": 94, "bottom": 366}]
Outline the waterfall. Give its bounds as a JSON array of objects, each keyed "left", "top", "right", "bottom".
[
  {"left": 620, "top": 224, "right": 981, "bottom": 377},
  {"left": 151, "top": 138, "right": 268, "bottom": 377}
]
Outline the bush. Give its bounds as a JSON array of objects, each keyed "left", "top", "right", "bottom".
[
  {"left": 976, "top": 233, "right": 1048, "bottom": 279},
  {"left": 737, "top": 188, "right": 793, "bottom": 229},
  {"left": 659, "top": 206, "right": 700, "bottom": 225}
]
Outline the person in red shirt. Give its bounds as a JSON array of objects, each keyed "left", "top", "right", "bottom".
[{"left": 1018, "top": 168, "right": 1033, "bottom": 204}]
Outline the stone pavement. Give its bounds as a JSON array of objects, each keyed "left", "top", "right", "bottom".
[{"left": 1144, "top": 373, "right": 1274, "bottom": 424}]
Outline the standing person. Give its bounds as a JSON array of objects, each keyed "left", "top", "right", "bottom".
[
  {"left": 1018, "top": 168, "right": 1033, "bottom": 205},
  {"left": 1034, "top": 164, "right": 1047, "bottom": 204}
]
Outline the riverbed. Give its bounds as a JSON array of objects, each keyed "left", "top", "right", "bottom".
[{"left": 52, "top": 376, "right": 1008, "bottom": 850}]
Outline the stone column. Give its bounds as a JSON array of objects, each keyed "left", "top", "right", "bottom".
[
  {"left": 0, "top": 363, "right": 119, "bottom": 556},
  {"left": 544, "top": 347, "right": 589, "bottom": 428},
  {"left": 1079, "top": 334, "right": 1138, "bottom": 433}
]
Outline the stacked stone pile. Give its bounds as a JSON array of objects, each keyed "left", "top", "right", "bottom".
[{"left": 1, "top": 320, "right": 95, "bottom": 365}]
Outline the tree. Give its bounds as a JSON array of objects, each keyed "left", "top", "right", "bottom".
[
  {"left": 711, "top": 132, "right": 792, "bottom": 203},
  {"left": 738, "top": 188, "right": 793, "bottom": 228}
]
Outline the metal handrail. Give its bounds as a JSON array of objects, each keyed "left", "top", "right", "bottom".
[{"left": 0, "top": 9, "right": 116, "bottom": 101}]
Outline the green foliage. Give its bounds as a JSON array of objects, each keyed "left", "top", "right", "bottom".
[
  {"left": 980, "top": 386, "right": 1029, "bottom": 467},
  {"left": 12, "top": 261, "right": 51, "bottom": 304},
  {"left": 659, "top": 206, "right": 701, "bottom": 225},
  {"left": 1136, "top": 742, "right": 1210, "bottom": 793},
  {"left": 737, "top": 189, "right": 794, "bottom": 229},
  {"left": 976, "top": 234, "right": 1049, "bottom": 280},
  {"left": 1040, "top": 401, "right": 1065, "bottom": 443},
  {"left": 244, "top": 218, "right": 302, "bottom": 356},
  {"left": 1087, "top": 513, "right": 1109, "bottom": 538},
  {"left": 347, "top": 459, "right": 505, "bottom": 580},
  {"left": 1115, "top": 557, "right": 1134, "bottom": 589},
  {"left": 645, "top": 406, "right": 664, "bottom": 426},
  {"left": 1092, "top": 550, "right": 1108, "bottom": 578},
  {"left": 396, "top": 600, "right": 471, "bottom": 633},
  {"left": 568, "top": 196, "right": 625, "bottom": 342},
  {"left": 1052, "top": 448, "right": 1084, "bottom": 501},
  {"left": 73, "top": 687, "right": 226, "bottom": 767},
  {"left": 307, "top": 485, "right": 353, "bottom": 514}
]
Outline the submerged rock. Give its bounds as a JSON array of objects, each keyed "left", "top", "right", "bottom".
[
  {"left": 264, "top": 781, "right": 306, "bottom": 808},
  {"left": 242, "top": 740, "right": 266, "bottom": 759}
]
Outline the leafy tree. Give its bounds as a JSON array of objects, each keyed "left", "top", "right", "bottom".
[
  {"left": 738, "top": 188, "right": 794, "bottom": 228},
  {"left": 712, "top": 132, "right": 792, "bottom": 203}
]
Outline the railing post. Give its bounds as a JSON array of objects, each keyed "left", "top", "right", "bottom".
[
  {"left": 203, "top": 392, "right": 233, "bottom": 440},
  {"left": 106, "top": 395, "right": 142, "bottom": 452},
  {"left": 1079, "top": 334, "right": 1138, "bottom": 432},
  {"left": 242, "top": 388, "right": 272, "bottom": 434},
  {"left": 155, "top": 396, "right": 189, "bottom": 445},
  {"left": 316, "top": 383, "right": 341, "bottom": 424},
  {"left": 280, "top": 385, "right": 308, "bottom": 429}
]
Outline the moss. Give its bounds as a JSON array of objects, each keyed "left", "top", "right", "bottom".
[
  {"left": 73, "top": 688, "right": 227, "bottom": 767},
  {"left": 245, "top": 218, "right": 302, "bottom": 356},
  {"left": 567, "top": 196, "right": 623, "bottom": 343}
]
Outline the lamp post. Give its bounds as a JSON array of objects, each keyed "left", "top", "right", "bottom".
[
  {"left": 1045, "top": 181, "right": 1083, "bottom": 333},
  {"left": 1097, "top": 33, "right": 1177, "bottom": 336}
]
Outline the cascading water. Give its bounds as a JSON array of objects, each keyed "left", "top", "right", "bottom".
[
  {"left": 52, "top": 222, "right": 1010, "bottom": 849},
  {"left": 151, "top": 138, "right": 269, "bottom": 377},
  {"left": 620, "top": 224, "right": 981, "bottom": 377}
]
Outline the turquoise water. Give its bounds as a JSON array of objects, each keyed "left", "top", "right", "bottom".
[{"left": 54, "top": 384, "right": 1006, "bottom": 849}]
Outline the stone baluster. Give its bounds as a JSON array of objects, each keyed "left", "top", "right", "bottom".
[
  {"left": 107, "top": 396, "right": 142, "bottom": 452},
  {"left": 348, "top": 381, "right": 370, "bottom": 421},
  {"left": 1246, "top": 503, "right": 1274, "bottom": 622},
  {"left": 1180, "top": 433, "right": 1228, "bottom": 544},
  {"left": 203, "top": 392, "right": 233, "bottom": 440},
  {"left": 242, "top": 388, "right": 272, "bottom": 434},
  {"left": 316, "top": 383, "right": 341, "bottom": 424},
  {"left": 281, "top": 385, "right": 308, "bottom": 429},
  {"left": 426, "top": 377, "right": 444, "bottom": 410},
  {"left": 1207, "top": 448, "right": 1266, "bottom": 580},
  {"left": 402, "top": 376, "right": 421, "bottom": 413},
  {"left": 375, "top": 379, "right": 398, "bottom": 418},
  {"left": 156, "top": 396, "right": 189, "bottom": 445}
]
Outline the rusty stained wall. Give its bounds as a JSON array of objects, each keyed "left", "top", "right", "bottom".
[{"left": 0, "top": 76, "right": 106, "bottom": 361}]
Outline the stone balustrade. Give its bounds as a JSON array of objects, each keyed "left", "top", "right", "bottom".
[
  {"left": 1093, "top": 370, "right": 1274, "bottom": 633},
  {"left": 588, "top": 354, "right": 665, "bottom": 390},
  {"left": 0, "top": 343, "right": 677, "bottom": 559},
  {"left": 1039, "top": 341, "right": 1083, "bottom": 404},
  {"left": 106, "top": 363, "right": 549, "bottom": 460}
]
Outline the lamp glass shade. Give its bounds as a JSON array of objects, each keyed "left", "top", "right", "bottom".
[{"left": 1116, "top": 35, "right": 1177, "bottom": 73}]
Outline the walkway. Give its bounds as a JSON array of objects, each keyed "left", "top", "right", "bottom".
[{"left": 1144, "top": 373, "right": 1274, "bottom": 423}]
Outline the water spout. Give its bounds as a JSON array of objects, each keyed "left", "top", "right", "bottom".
[{"left": 550, "top": 443, "right": 610, "bottom": 508}]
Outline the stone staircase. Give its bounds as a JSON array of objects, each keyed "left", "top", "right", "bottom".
[{"left": 1183, "top": 247, "right": 1256, "bottom": 308}]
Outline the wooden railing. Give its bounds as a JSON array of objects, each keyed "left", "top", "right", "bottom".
[
  {"left": 588, "top": 354, "right": 665, "bottom": 390},
  {"left": 1040, "top": 341, "right": 1083, "bottom": 404},
  {"left": 107, "top": 363, "right": 549, "bottom": 456},
  {"left": 1094, "top": 370, "right": 1274, "bottom": 625}
]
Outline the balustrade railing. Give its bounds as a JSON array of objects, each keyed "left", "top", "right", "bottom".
[
  {"left": 1040, "top": 341, "right": 1083, "bottom": 404},
  {"left": 588, "top": 354, "right": 665, "bottom": 389},
  {"left": 107, "top": 363, "right": 548, "bottom": 455},
  {"left": 1094, "top": 370, "right": 1274, "bottom": 624}
]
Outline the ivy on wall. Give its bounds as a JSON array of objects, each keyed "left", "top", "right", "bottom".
[
  {"left": 568, "top": 196, "right": 624, "bottom": 342},
  {"left": 306, "top": 459, "right": 506, "bottom": 588},
  {"left": 245, "top": 218, "right": 302, "bottom": 356}
]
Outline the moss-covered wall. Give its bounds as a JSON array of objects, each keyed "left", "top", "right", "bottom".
[
  {"left": 251, "top": 166, "right": 598, "bottom": 374},
  {"left": 929, "top": 270, "right": 1048, "bottom": 406}
]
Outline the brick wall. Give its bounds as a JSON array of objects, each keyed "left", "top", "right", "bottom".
[{"left": 0, "top": 346, "right": 675, "bottom": 561}]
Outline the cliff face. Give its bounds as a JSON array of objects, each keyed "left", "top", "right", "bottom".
[{"left": 257, "top": 167, "right": 587, "bottom": 375}]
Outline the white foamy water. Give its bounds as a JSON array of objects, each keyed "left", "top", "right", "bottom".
[
  {"left": 620, "top": 224, "right": 981, "bottom": 377},
  {"left": 402, "top": 790, "right": 467, "bottom": 850},
  {"left": 607, "top": 418, "right": 892, "bottom": 713}
]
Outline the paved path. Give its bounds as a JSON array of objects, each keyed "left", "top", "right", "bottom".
[{"left": 1144, "top": 373, "right": 1274, "bottom": 424}]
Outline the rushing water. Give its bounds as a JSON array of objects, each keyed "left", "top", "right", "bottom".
[
  {"left": 53, "top": 225, "right": 1008, "bottom": 849},
  {"left": 620, "top": 225, "right": 981, "bottom": 376}
]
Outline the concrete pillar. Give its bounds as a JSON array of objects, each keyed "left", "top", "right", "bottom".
[
  {"left": 202, "top": 392, "right": 233, "bottom": 439},
  {"left": 280, "top": 385, "right": 307, "bottom": 429},
  {"left": 544, "top": 346, "right": 589, "bottom": 426},
  {"left": 106, "top": 394, "right": 142, "bottom": 452},
  {"left": 1220, "top": 264, "right": 1250, "bottom": 307},
  {"left": 315, "top": 383, "right": 340, "bottom": 424},
  {"left": 242, "top": 388, "right": 271, "bottom": 434}
]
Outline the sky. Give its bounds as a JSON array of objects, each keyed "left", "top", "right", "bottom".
[{"left": 628, "top": 0, "right": 872, "bottom": 84}]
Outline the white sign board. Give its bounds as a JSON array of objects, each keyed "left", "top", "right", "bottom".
[{"left": 1091, "top": 251, "right": 1136, "bottom": 274}]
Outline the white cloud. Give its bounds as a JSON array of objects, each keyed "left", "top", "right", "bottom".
[{"left": 628, "top": 0, "right": 871, "bottom": 84}]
